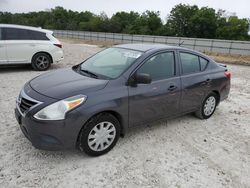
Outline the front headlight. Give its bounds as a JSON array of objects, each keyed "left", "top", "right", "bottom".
[{"left": 34, "top": 95, "right": 87, "bottom": 120}]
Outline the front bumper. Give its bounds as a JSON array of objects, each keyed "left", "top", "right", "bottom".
[
  {"left": 52, "top": 50, "right": 64, "bottom": 63},
  {"left": 14, "top": 86, "right": 88, "bottom": 151},
  {"left": 15, "top": 108, "right": 68, "bottom": 150}
]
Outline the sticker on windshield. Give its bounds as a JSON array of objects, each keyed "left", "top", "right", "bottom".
[{"left": 122, "top": 52, "right": 142, "bottom": 59}]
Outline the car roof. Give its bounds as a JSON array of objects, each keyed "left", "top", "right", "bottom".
[
  {"left": 0, "top": 24, "right": 53, "bottom": 34},
  {"left": 115, "top": 43, "right": 189, "bottom": 52}
]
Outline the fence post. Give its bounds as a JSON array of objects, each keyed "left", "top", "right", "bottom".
[
  {"left": 210, "top": 40, "right": 214, "bottom": 52},
  {"left": 193, "top": 38, "right": 197, "bottom": 50},
  {"left": 165, "top": 37, "right": 168, "bottom": 45},
  {"left": 229, "top": 41, "right": 233, "bottom": 54}
]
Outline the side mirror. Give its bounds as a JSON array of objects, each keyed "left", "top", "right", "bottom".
[
  {"left": 128, "top": 73, "right": 152, "bottom": 86},
  {"left": 135, "top": 73, "right": 152, "bottom": 84}
]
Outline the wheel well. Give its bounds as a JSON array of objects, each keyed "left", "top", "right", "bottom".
[
  {"left": 104, "top": 110, "right": 123, "bottom": 129},
  {"left": 212, "top": 90, "right": 220, "bottom": 104},
  {"left": 32, "top": 52, "right": 53, "bottom": 63},
  {"left": 76, "top": 110, "right": 125, "bottom": 149}
]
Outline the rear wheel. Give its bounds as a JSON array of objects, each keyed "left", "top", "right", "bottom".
[
  {"left": 78, "top": 113, "right": 120, "bottom": 156},
  {"left": 31, "top": 53, "right": 52, "bottom": 71},
  {"left": 195, "top": 92, "right": 218, "bottom": 119}
]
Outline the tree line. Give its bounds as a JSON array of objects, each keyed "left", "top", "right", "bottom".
[{"left": 0, "top": 4, "right": 249, "bottom": 41}]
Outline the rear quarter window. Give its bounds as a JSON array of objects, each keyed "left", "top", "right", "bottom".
[
  {"left": 199, "top": 57, "right": 209, "bottom": 71},
  {"left": 28, "top": 30, "right": 49, "bottom": 40}
]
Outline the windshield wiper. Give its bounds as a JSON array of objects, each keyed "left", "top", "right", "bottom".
[{"left": 80, "top": 69, "right": 99, "bottom": 79}]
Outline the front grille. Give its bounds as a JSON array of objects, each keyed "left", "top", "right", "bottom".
[{"left": 19, "top": 97, "right": 37, "bottom": 114}]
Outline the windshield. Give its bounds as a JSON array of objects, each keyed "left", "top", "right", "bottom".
[{"left": 80, "top": 48, "right": 143, "bottom": 79}]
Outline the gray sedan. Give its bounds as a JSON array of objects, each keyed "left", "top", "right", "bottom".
[{"left": 15, "top": 44, "right": 231, "bottom": 156}]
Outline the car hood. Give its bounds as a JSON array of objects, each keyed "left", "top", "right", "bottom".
[{"left": 29, "top": 68, "right": 109, "bottom": 99}]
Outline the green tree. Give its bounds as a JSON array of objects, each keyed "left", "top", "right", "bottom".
[
  {"left": 129, "top": 11, "right": 163, "bottom": 35},
  {"left": 166, "top": 4, "right": 199, "bottom": 37},
  {"left": 110, "top": 11, "right": 139, "bottom": 33},
  {"left": 0, "top": 5, "right": 249, "bottom": 40},
  {"left": 216, "top": 16, "right": 249, "bottom": 40},
  {"left": 190, "top": 7, "right": 218, "bottom": 38}
]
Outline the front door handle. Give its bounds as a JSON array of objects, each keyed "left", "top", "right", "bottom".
[{"left": 168, "top": 85, "right": 177, "bottom": 91}]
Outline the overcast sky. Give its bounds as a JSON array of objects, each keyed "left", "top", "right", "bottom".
[{"left": 0, "top": 0, "right": 249, "bottom": 20}]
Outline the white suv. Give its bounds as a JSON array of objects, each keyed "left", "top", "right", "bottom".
[{"left": 0, "top": 24, "right": 63, "bottom": 71}]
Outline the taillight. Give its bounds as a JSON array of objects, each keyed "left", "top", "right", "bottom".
[
  {"left": 54, "top": 43, "right": 62, "bottom": 48},
  {"left": 224, "top": 71, "right": 231, "bottom": 79}
]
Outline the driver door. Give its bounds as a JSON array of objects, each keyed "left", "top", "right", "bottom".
[{"left": 128, "top": 51, "right": 181, "bottom": 126}]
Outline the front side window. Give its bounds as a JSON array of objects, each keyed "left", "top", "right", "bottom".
[
  {"left": 80, "top": 48, "right": 143, "bottom": 79},
  {"left": 0, "top": 28, "right": 2, "bottom": 40},
  {"left": 137, "top": 52, "right": 175, "bottom": 81},
  {"left": 3, "top": 28, "right": 30, "bottom": 40}
]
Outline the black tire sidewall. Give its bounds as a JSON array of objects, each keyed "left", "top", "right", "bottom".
[
  {"left": 201, "top": 93, "right": 218, "bottom": 119},
  {"left": 32, "top": 53, "right": 52, "bottom": 71},
  {"left": 79, "top": 113, "right": 120, "bottom": 156}
]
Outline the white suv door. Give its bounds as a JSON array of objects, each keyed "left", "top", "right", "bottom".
[
  {"left": 3, "top": 27, "right": 37, "bottom": 64},
  {"left": 0, "top": 28, "right": 7, "bottom": 64}
]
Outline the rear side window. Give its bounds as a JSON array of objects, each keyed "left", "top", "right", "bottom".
[
  {"left": 137, "top": 51, "right": 175, "bottom": 81},
  {"left": 180, "top": 52, "right": 209, "bottom": 74},
  {"left": 180, "top": 52, "right": 200, "bottom": 74},
  {"left": 3, "top": 28, "right": 49, "bottom": 40},
  {"left": 0, "top": 28, "right": 2, "bottom": 40}
]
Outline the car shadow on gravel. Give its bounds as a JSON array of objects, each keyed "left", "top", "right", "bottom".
[
  {"left": 0, "top": 64, "right": 64, "bottom": 73},
  {"left": 0, "top": 64, "right": 33, "bottom": 73}
]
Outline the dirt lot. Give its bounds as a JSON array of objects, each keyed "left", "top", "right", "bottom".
[{"left": 0, "top": 42, "right": 250, "bottom": 188}]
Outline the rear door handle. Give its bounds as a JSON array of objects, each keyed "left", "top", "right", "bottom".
[
  {"left": 168, "top": 85, "right": 177, "bottom": 91},
  {"left": 201, "top": 79, "right": 212, "bottom": 86},
  {"left": 206, "top": 78, "right": 212, "bottom": 83}
]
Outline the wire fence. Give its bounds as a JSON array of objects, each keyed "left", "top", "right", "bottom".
[{"left": 54, "top": 30, "right": 250, "bottom": 55}]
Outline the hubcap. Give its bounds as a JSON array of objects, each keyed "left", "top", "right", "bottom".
[
  {"left": 36, "top": 56, "right": 49, "bottom": 70},
  {"left": 88, "top": 122, "right": 116, "bottom": 152},
  {"left": 204, "top": 96, "right": 216, "bottom": 116}
]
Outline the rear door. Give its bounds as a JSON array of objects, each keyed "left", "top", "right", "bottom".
[
  {"left": 3, "top": 27, "right": 36, "bottom": 64},
  {"left": 0, "top": 28, "right": 7, "bottom": 64},
  {"left": 178, "top": 51, "right": 211, "bottom": 112},
  {"left": 128, "top": 51, "right": 181, "bottom": 126}
]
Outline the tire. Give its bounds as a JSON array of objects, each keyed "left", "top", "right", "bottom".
[
  {"left": 195, "top": 92, "right": 218, "bottom": 119},
  {"left": 31, "top": 53, "right": 52, "bottom": 71},
  {"left": 78, "top": 113, "right": 120, "bottom": 156}
]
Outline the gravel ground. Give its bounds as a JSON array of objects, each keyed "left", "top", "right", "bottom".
[{"left": 0, "top": 42, "right": 250, "bottom": 188}]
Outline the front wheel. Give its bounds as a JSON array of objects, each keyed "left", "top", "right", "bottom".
[
  {"left": 78, "top": 113, "right": 120, "bottom": 156},
  {"left": 195, "top": 92, "right": 218, "bottom": 119}
]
